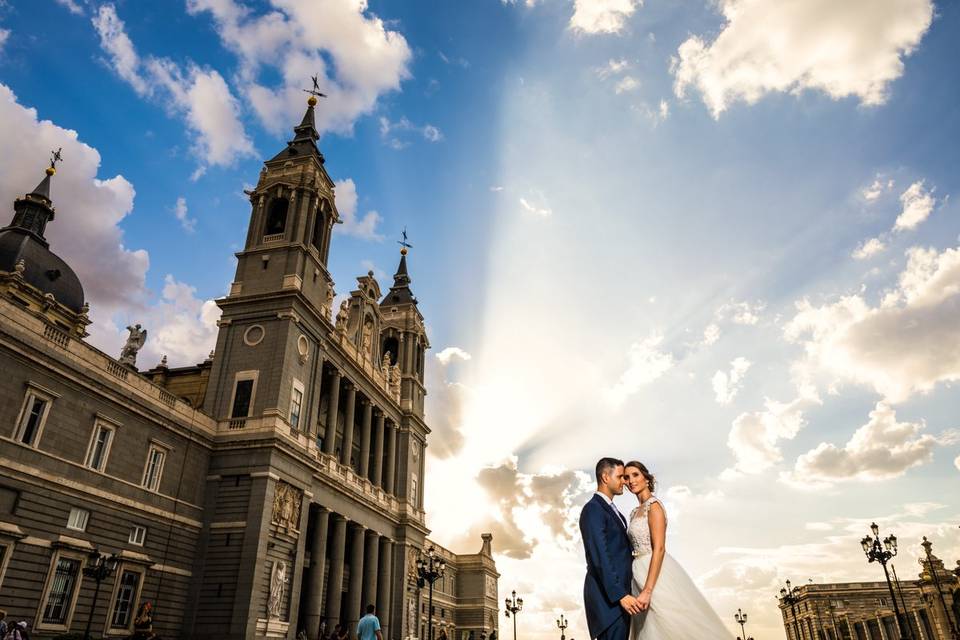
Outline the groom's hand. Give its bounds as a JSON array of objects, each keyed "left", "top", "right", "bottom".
[{"left": 619, "top": 595, "right": 642, "bottom": 616}]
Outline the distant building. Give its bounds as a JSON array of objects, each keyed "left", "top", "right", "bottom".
[
  {"left": 0, "top": 97, "right": 499, "bottom": 640},
  {"left": 778, "top": 551, "right": 960, "bottom": 640}
]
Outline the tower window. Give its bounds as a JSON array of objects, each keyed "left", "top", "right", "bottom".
[
  {"left": 312, "top": 200, "right": 329, "bottom": 250},
  {"left": 264, "top": 197, "right": 289, "bottom": 237},
  {"left": 382, "top": 337, "right": 399, "bottom": 365}
]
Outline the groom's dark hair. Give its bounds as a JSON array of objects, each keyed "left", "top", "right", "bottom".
[{"left": 595, "top": 457, "right": 624, "bottom": 484}]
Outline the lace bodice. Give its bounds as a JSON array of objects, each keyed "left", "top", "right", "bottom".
[{"left": 627, "top": 496, "right": 666, "bottom": 557}]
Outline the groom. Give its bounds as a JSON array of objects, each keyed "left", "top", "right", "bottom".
[{"left": 579, "top": 457, "right": 642, "bottom": 640}]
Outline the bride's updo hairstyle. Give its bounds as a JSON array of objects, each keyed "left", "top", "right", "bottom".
[{"left": 625, "top": 461, "right": 656, "bottom": 492}]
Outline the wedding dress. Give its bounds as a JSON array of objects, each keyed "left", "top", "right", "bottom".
[{"left": 627, "top": 497, "right": 734, "bottom": 640}]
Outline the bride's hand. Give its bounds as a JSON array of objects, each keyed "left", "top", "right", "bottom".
[{"left": 636, "top": 589, "right": 652, "bottom": 611}]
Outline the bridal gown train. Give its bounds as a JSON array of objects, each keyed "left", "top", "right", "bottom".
[{"left": 627, "top": 497, "right": 734, "bottom": 640}]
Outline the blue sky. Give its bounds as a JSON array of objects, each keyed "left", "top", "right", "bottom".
[{"left": 2, "top": 1, "right": 959, "bottom": 639}]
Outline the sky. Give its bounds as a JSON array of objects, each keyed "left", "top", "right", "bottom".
[{"left": 1, "top": 1, "right": 959, "bottom": 639}]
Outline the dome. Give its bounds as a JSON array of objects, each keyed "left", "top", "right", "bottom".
[{"left": 0, "top": 227, "right": 85, "bottom": 313}]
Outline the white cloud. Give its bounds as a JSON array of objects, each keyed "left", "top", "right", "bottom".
[
  {"left": 55, "top": 0, "right": 84, "bottom": 15},
  {"left": 786, "top": 244, "right": 960, "bottom": 403},
  {"left": 718, "top": 300, "right": 765, "bottom": 325},
  {"left": 143, "top": 275, "right": 221, "bottom": 366},
  {"left": 955, "top": 455, "right": 960, "bottom": 473},
  {"left": 332, "top": 178, "right": 383, "bottom": 241},
  {"left": 172, "top": 196, "right": 197, "bottom": 233},
  {"left": 712, "top": 357, "right": 751, "bottom": 405},
  {"left": 187, "top": 0, "right": 411, "bottom": 137},
  {"left": 614, "top": 75, "right": 641, "bottom": 94},
  {"left": 519, "top": 196, "right": 552, "bottom": 217},
  {"left": 607, "top": 334, "right": 674, "bottom": 405},
  {"left": 436, "top": 347, "right": 472, "bottom": 366},
  {"left": 852, "top": 237, "right": 886, "bottom": 260},
  {"left": 782, "top": 402, "right": 943, "bottom": 487},
  {"left": 723, "top": 390, "right": 820, "bottom": 477},
  {"left": 702, "top": 323, "right": 721, "bottom": 346},
  {"left": 92, "top": 5, "right": 255, "bottom": 170},
  {"left": 378, "top": 116, "right": 443, "bottom": 148},
  {"left": 862, "top": 176, "right": 894, "bottom": 202},
  {"left": 658, "top": 99, "right": 670, "bottom": 120},
  {"left": 596, "top": 58, "right": 630, "bottom": 79},
  {"left": 570, "top": 0, "right": 641, "bottom": 35},
  {"left": 92, "top": 4, "right": 149, "bottom": 96},
  {"left": 672, "top": 0, "right": 934, "bottom": 117},
  {"left": 894, "top": 180, "right": 936, "bottom": 231},
  {"left": 0, "top": 29, "right": 8, "bottom": 53}
]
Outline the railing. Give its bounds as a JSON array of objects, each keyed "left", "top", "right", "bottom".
[
  {"left": 43, "top": 324, "right": 70, "bottom": 348},
  {"left": 106, "top": 361, "right": 129, "bottom": 381},
  {"left": 262, "top": 233, "right": 285, "bottom": 243},
  {"left": 228, "top": 418, "right": 247, "bottom": 430}
]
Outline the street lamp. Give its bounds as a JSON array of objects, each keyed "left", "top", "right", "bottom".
[
  {"left": 504, "top": 590, "right": 523, "bottom": 640},
  {"left": 921, "top": 537, "right": 958, "bottom": 639},
  {"left": 82, "top": 548, "right": 120, "bottom": 640},
  {"left": 556, "top": 613, "right": 567, "bottom": 640},
  {"left": 861, "top": 522, "right": 912, "bottom": 640},
  {"left": 417, "top": 546, "right": 446, "bottom": 640},
  {"left": 779, "top": 580, "right": 802, "bottom": 640},
  {"left": 734, "top": 608, "right": 753, "bottom": 640}
]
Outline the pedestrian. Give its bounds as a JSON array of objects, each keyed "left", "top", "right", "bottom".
[
  {"left": 0, "top": 610, "right": 7, "bottom": 638},
  {"left": 337, "top": 622, "right": 350, "bottom": 640},
  {"left": 356, "top": 605, "right": 383, "bottom": 640},
  {"left": 3, "top": 620, "right": 29, "bottom": 640}
]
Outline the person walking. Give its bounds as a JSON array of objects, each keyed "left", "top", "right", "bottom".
[{"left": 356, "top": 605, "right": 383, "bottom": 640}]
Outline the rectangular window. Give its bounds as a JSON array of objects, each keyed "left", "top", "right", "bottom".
[
  {"left": 231, "top": 379, "right": 254, "bottom": 418},
  {"left": 128, "top": 525, "right": 147, "bottom": 546},
  {"left": 142, "top": 445, "right": 167, "bottom": 491},
  {"left": 66, "top": 508, "right": 89, "bottom": 532},
  {"left": 85, "top": 422, "right": 114, "bottom": 472},
  {"left": 289, "top": 384, "right": 304, "bottom": 431},
  {"left": 41, "top": 556, "right": 81, "bottom": 625},
  {"left": 110, "top": 569, "right": 141, "bottom": 629},
  {"left": 16, "top": 394, "right": 49, "bottom": 446}
]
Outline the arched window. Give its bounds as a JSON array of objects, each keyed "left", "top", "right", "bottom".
[
  {"left": 382, "top": 336, "right": 399, "bottom": 366},
  {"left": 264, "top": 197, "right": 289, "bottom": 236},
  {"left": 311, "top": 200, "right": 329, "bottom": 250}
]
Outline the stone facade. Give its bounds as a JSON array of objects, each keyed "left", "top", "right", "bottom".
[
  {"left": 0, "top": 99, "right": 499, "bottom": 640},
  {"left": 778, "top": 553, "right": 960, "bottom": 640}
]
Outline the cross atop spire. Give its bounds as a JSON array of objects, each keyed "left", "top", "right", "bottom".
[
  {"left": 397, "top": 227, "right": 413, "bottom": 255},
  {"left": 302, "top": 74, "right": 327, "bottom": 106}
]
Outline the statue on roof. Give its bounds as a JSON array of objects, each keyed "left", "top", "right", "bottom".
[{"left": 120, "top": 324, "right": 147, "bottom": 367}]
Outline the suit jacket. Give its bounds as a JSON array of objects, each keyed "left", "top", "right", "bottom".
[{"left": 580, "top": 494, "right": 633, "bottom": 639}]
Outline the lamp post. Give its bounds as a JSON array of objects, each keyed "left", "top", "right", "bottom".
[
  {"left": 779, "top": 580, "right": 802, "bottom": 640},
  {"left": 734, "top": 608, "right": 753, "bottom": 640},
  {"left": 416, "top": 546, "right": 446, "bottom": 640},
  {"left": 556, "top": 613, "right": 567, "bottom": 640},
  {"left": 504, "top": 590, "right": 523, "bottom": 640},
  {"left": 82, "top": 548, "right": 120, "bottom": 640},
  {"left": 921, "top": 537, "right": 958, "bottom": 639},
  {"left": 860, "top": 522, "right": 912, "bottom": 640}
]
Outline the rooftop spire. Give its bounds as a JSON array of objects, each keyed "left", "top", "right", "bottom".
[
  {"left": 267, "top": 78, "right": 327, "bottom": 164},
  {"left": 6, "top": 150, "right": 63, "bottom": 242},
  {"left": 382, "top": 229, "right": 416, "bottom": 306}
]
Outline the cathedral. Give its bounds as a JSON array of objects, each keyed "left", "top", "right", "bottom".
[{"left": 0, "top": 96, "right": 500, "bottom": 640}]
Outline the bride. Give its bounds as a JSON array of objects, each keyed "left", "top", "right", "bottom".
[{"left": 623, "top": 461, "right": 734, "bottom": 639}]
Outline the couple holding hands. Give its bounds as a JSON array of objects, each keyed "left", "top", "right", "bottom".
[{"left": 579, "top": 458, "right": 734, "bottom": 640}]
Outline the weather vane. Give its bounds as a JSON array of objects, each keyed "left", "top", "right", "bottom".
[
  {"left": 398, "top": 227, "right": 413, "bottom": 254},
  {"left": 303, "top": 75, "right": 327, "bottom": 101},
  {"left": 47, "top": 147, "right": 63, "bottom": 176}
]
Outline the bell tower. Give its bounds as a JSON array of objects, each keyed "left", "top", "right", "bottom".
[
  {"left": 229, "top": 94, "right": 339, "bottom": 318},
  {"left": 203, "top": 96, "right": 340, "bottom": 425},
  {"left": 379, "top": 246, "right": 429, "bottom": 419}
]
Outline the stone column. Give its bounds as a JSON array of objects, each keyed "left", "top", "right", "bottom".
[
  {"left": 877, "top": 616, "right": 888, "bottom": 640},
  {"left": 359, "top": 399, "right": 373, "bottom": 478},
  {"left": 322, "top": 370, "right": 342, "bottom": 455},
  {"left": 913, "top": 611, "right": 926, "bottom": 640},
  {"left": 324, "top": 515, "right": 348, "bottom": 629},
  {"left": 341, "top": 383, "right": 357, "bottom": 465},
  {"left": 845, "top": 618, "right": 855, "bottom": 640},
  {"left": 362, "top": 530, "right": 380, "bottom": 612},
  {"left": 308, "top": 352, "right": 325, "bottom": 438},
  {"left": 372, "top": 411, "right": 385, "bottom": 487},
  {"left": 384, "top": 420, "right": 397, "bottom": 495},
  {"left": 377, "top": 538, "right": 393, "bottom": 640},
  {"left": 346, "top": 523, "right": 366, "bottom": 633},
  {"left": 304, "top": 507, "right": 331, "bottom": 640}
]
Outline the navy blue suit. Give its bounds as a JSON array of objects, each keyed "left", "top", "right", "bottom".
[{"left": 580, "top": 494, "right": 633, "bottom": 640}]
